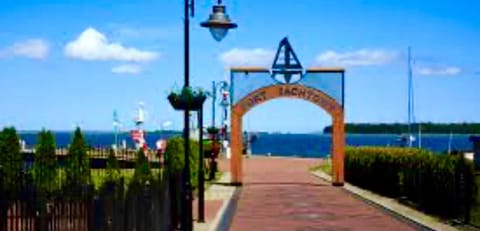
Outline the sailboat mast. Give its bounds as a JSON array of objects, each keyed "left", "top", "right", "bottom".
[
  {"left": 407, "top": 47, "right": 413, "bottom": 147},
  {"left": 448, "top": 130, "right": 453, "bottom": 154},
  {"left": 418, "top": 123, "right": 422, "bottom": 148}
]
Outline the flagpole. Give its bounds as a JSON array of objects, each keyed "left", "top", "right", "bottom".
[
  {"left": 113, "top": 110, "right": 120, "bottom": 153},
  {"left": 115, "top": 125, "right": 118, "bottom": 152}
]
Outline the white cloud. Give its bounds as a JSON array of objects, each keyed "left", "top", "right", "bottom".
[
  {"left": 220, "top": 48, "right": 275, "bottom": 67},
  {"left": 111, "top": 64, "right": 142, "bottom": 74},
  {"left": 1, "top": 39, "right": 49, "bottom": 59},
  {"left": 315, "top": 49, "right": 398, "bottom": 67},
  {"left": 110, "top": 25, "right": 180, "bottom": 41},
  {"left": 64, "top": 27, "right": 158, "bottom": 62},
  {"left": 417, "top": 67, "right": 461, "bottom": 76}
]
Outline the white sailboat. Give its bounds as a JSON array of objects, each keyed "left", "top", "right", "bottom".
[
  {"left": 407, "top": 47, "right": 417, "bottom": 147},
  {"left": 447, "top": 130, "right": 453, "bottom": 154},
  {"left": 398, "top": 47, "right": 417, "bottom": 147}
]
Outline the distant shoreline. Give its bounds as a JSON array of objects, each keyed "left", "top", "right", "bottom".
[{"left": 323, "top": 122, "right": 480, "bottom": 134}]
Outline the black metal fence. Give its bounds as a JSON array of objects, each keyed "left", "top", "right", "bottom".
[{"left": 0, "top": 148, "right": 179, "bottom": 231}]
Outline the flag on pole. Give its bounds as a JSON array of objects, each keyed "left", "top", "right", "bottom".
[
  {"left": 131, "top": 129, "right": 144, "bottom": 142},
  {"left": 113, "top": 110, "right": 121, "bottom": 128}
]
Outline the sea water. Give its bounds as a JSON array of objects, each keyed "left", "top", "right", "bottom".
[{"left": 18, "top": 132, "right": 474, "bottom": 158}]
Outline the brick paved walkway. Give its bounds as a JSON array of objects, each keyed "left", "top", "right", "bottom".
[{"left": 220, "top": 157, "right": 419, "bottom": 231}]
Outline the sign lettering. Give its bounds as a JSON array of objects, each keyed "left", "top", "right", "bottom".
[
  {"left": 236, "top": 85, "right": 340, "bottom": 115},
  {"left": 279, "top": 85, "right": 337, "bottom": 111},
  {"left": 241, "top": 91, "right": 267, "bottom": 111}
]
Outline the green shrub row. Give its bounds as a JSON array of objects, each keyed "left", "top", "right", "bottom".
[
  {"left": 345, "top": 147, "right": 475, "bottom": 218},
  {"left": 0, "top": 127, "right": 166, "bottom": 196},
  {"left": 0, "top": 128, "right": 203, "bottom": 196}
]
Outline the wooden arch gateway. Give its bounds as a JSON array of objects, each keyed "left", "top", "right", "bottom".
[{"left": 228, "top": 38, "right": 345, "bottom": 186}]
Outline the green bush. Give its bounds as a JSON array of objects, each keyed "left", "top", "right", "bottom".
[
  {"left": 0, "top": 127, "right": 22, "bottom": 196},
  {"left": 164, "top": 136, "right": 199, "bottom": 189},
  {"left": 65, "top": 127, "right": 91, "bottom": 186},
  {"left": 32, "top": 130, "right": 58, "bottom": 195},
  {"left": 345, "top": 146, "right": 475, "bottom": 218},
  {"left": 133, "top": 149, "right": 152, "bottom": 185},
  {"left": 105, "top": 148, "right": 121, "bottom": 183},
  {"left": 164, "top": 136, "right": 200, "bottom": 226}
]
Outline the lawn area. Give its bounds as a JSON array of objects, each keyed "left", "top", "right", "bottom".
[
  {"left": 91, "top": 169, "right": 134, "bottom": 189},
  {"left": 90, "top": 166, "right": 221, "bottom": 192},
  {"left": 51, "top": 168, "right": 163, "bottom": 191},
  {"left": 205, "top": 170, "right": 223, "bottom": 186},
  {"left": 91, "top": 169, "right": 163, "bottom": 190}
]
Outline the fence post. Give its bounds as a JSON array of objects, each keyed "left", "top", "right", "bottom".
[
  {"left": 0, "top": 187, "right": 6, "bottom": 231},
  {"left": 455, "top": 155, "right": 472, "bottom": 224},
  {"left": 464, "top": 165, "right": 473, "bottom": 224}
]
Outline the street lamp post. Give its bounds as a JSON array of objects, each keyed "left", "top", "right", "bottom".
[
  {"left": 211, "top": 81, "right": 217, "bottom": 128},
  {"left": 219, "top": 81, "right": 230, "bottom": 143},
  {"left": 178, "top": 1, "right": 237, "bottom": 231},
  {"left": 211, "top": 80, "right": 229, "bottom": 128}
]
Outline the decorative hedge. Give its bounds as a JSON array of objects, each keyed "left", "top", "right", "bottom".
[{"left": 345, "top": 147, "right": 475, "bottom": 218}]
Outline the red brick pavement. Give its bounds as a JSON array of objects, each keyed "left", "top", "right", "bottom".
[
  {"left": 219, "top": 157, "right": 418, "bottom": 231},
  {"left": 193, "top": 199, "right": 223, "bottom": 222}
]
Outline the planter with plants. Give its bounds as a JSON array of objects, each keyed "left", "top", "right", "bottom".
[
  {"left": 168, "top": 87, "right": 207, "bottom": 111},
  {"left": 206, "top": 126, "right": 220, "bottom": 156},
  {"left": 204, "top": 126, "right": 221, "bottom": 180}
]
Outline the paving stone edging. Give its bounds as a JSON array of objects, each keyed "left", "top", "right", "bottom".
[
  {"left": 194, "top": 173, "right": 240, "bottom": 231},
  {"left": 211, "top": 186, "right": 241, "bottom": 231},
  {"left": 312, "top": 170, "right": 459, "bottom": 231}
]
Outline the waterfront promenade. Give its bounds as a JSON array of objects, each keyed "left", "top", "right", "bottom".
[{"left": 218, "top": 157, "right": 419, "bottom": 231}]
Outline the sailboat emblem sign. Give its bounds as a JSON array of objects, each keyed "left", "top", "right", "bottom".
[{"left": 271, "top": 38, "right": 304, "bottom": 84}]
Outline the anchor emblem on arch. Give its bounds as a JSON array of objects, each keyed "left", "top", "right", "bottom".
[{"left": 271, "top": 37, "right": 304, "bottom": 84}]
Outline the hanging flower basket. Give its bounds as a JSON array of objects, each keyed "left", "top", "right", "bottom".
[
  {"left": 168, "top": 87, "right": 207, "bottom": 111},
  {"left": 207, "top": 126, "right": 219, "bottom": 135}
]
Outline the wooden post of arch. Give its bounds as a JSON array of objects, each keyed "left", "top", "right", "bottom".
[
  {"left": 331, "top": 112, "right": 345, "bottom": 186},
  {"left": 230, "top": 111, "right": 243, "bottom": 185},
  {"left": 229, "top": 84, "right": 345, "bottom": 186}
]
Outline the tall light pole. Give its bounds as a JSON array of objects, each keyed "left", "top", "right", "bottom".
[
  {"left": 211, "top": 81, "right": 217, "bottom": 128},
  {"left": 179, "top": 1, "right": 237, "bottom": 230},
  {"left": 219, "top": 81, "right": 230, "bottom": 143}
]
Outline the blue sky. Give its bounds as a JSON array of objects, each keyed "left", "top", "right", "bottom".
[{"left": 0, "top": 0, "right": 479, "bottom": 133}]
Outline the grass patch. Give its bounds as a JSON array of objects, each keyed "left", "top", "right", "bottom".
[
  {"left": 309, "top": 158, "right": 332, "bottom": 176},
  {"left": 53, "top": 168, "right": 163, "bottom": 191},
  {"left": 206, "top": 171, "right": 223, "bottom": 185},
  {"left": 90, "top": 169, "right": 135, "bottom": 190}
]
